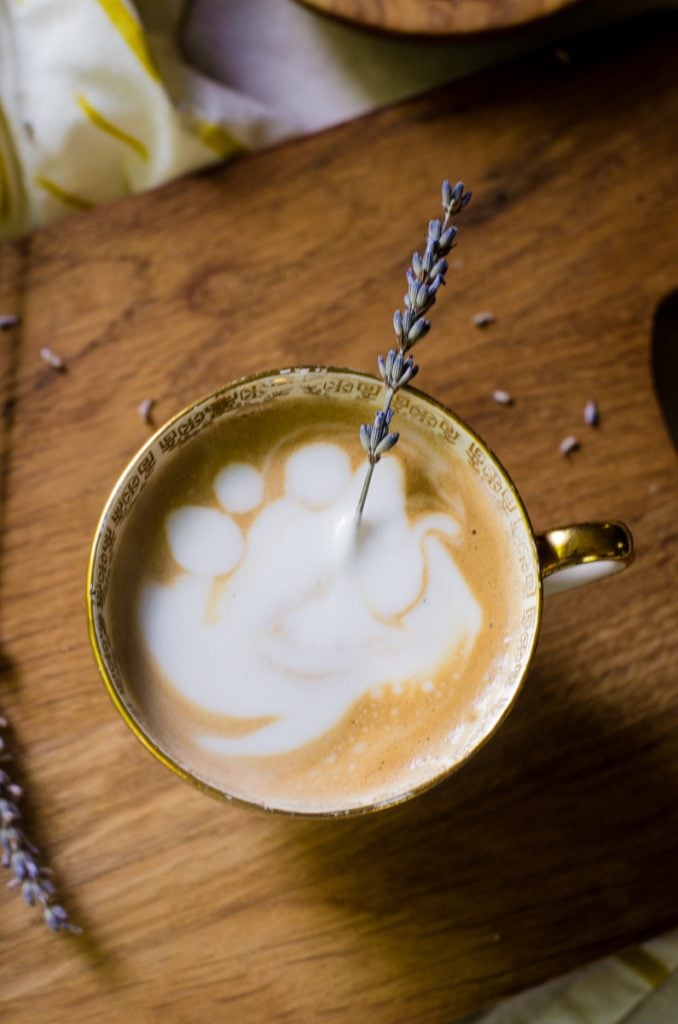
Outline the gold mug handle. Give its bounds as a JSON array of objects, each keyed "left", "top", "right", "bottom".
[{"left": 536, "top": 521, "right": 635, "bottom": 596}]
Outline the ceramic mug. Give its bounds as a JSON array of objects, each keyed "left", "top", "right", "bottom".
[{"left": 87, "top": 367, "right": 634, "bottom": 816}]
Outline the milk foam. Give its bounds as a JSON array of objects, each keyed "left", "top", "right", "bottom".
[{"left": 139, "top": 443, "right": 482, "bottom": 757}]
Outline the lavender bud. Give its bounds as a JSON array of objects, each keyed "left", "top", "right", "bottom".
[
  {"left": 406, "top": 268, "right": 419, "bottom": 303},
  {"left": 559, "top": 435, "right": 580, "bottom": 456},
  {"left": 583, "top": 399, "right": 599, "bottom": 426},
  {"left": 428, "top": 219, "right": 442, "bottom": 242},
  {"left": 373, "top": 410, "right": 386, "bottom": 440},
  {"left": 399, "top": 359, "right": 419, "bottom": 386},
  {"left": 374, "top": 432, "right": 399, "bottom": 457},
  {"left": 377, "top": 354, "right": 386, "bottom": 380},
  {"left": 441, "top": 180, "right": 453, "bottom": 208},
  {"left": 21, "top": 879, "right": 48, "bottom": 906},
  {"left": 386, "top": 349, "right": 397, "bottom": 377},
  {"left": 393, "top": 309, "right": 404, "bottom": 342},
  {"left": 415, "top": 282, "right": 430, "bottom": 312},
  {"left": 43, "top": 904, "right": 68, "bottom": 931},
  {"left": 452, "top": 181, "right": 465, "bottom": 204},
  {"left": 439, "top": 225, "right": 458, "bottom": 251},
  {"left": 40, "top": 346, "right": 66, "bottom": 372},
  {"left": 359, "top": 424, "right": 372, "bottom": 451},
  {"left": 460, "top": 190, "right": 472, "bottom": 210},
  {"left": 407, "top": 318, "right": 430, "bottom": 345},
  {"left": 430, "top": 258, "right": 448, "bottom": 279},
  {"left": 412, "top": 251, "right": 423, "bottom": 278},
  {"left": 402, "top": 309, "right": 415, "bottom": 336}
]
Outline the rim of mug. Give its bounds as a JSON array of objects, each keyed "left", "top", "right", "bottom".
[{"left": 86, "top": 366, "right": 544, "bottom": 818}]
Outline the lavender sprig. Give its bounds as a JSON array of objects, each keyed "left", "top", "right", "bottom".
[
  {"left": 356, "top": 180, "right": 472, "bottom": 520},
  {"left": 0, "top": 715, "right": 80, "bottom": 934}
]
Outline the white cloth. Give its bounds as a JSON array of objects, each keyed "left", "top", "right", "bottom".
[{"left": 1, "top": 0, "right": 672, "bottom": 238}]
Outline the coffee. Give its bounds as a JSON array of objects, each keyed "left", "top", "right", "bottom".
[{"left": 103, "top": 375, "right": 533, "bottom": 814}]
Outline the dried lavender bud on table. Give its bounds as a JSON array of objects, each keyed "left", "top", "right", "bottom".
[
  {"left": 0, "top": 715, "right": 80, "bottom": 934},
  {"left": 584, "top": 399, "right": 599, "bottom": 426},
  {"left": 138, "top": 398, "right": 155, "bottom": 424},
  {"left": 492, "top": 389, "right": 513, "bottom": 406},
  {"left": 356, "top": 179, "right": 472, "bottom": 520},
  {"left": 559, "top": 435, "right": 580, "bottom": 456},
  {"left": 40, "top": 346, "right": 66, "bottom": 371}
]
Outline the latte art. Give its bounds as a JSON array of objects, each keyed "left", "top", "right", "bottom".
[
  {"left": 106, "top": 388, "right": 527, "bottom": 813},
  {"left": 139, "top": 445, "right": 482, "bottom": 758}
]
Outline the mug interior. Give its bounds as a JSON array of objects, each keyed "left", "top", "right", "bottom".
[{"left": 87, "top": 367, "right": 543, "bottom": 815}]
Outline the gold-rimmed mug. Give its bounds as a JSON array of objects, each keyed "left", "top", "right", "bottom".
[{"left": 87, "top": 367, "right": 634, "bottom": 817}]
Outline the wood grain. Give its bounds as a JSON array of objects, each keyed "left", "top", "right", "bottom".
[
  {"left": 295, "top": 0, "right": 584, "bottom": 35},
  {"left": 1, "top": 12, "right": 678, "bottom": 1024}
]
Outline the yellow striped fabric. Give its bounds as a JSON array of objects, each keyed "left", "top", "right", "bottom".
[
  {"left": 95, "top": 0, "right": 161, "bottom": 83},
  {"left": 76, "top": 93, "right": 149, "bottom": 161}
]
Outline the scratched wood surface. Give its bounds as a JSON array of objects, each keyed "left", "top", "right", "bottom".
[
  {"left": 1, "top": 13, "right": 678, "bottom": 1024},
  {"left": 296, "top": 0, "right": 583, "bottom": 34}
]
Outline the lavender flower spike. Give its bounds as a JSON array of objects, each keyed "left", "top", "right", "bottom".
[
  {"left": 356, "top": 179, "right": 472, "bottom": 520},
  {"left": 0, "top": 714, "right": 81, "bottom": 934}
]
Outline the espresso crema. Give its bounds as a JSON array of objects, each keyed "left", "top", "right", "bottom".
[{"left": 107, "top": 388, "right": 532, "bottom": 813}]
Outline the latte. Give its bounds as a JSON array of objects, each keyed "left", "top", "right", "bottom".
[{"left": 103, "top": 375, "right": 534, "bottom": 814}]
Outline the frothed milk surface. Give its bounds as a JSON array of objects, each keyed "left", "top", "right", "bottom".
[{"left": 108, "top": 388, "right": 529, "bottom": 813}]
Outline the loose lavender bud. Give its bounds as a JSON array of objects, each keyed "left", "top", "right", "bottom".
[
  {"left": 583, "top": 399, "right": 599, "bottom": 426},
  {"left": 0, "top": 314, "right": 19, "bottom": 329},
  {"left": 472, "top": 311, "right": 495, "bottom": 327},
  {"left": 492, "top": 389, "right": 513, "bottom": 406},
  {"left": 138, "top": 398, "right": 154, "bottom": 424},
  {"left": 40, "top": 346, "right": 66, "bottom": 371},
  {"left": 559, "top": 435, "right": 580, "bottom": 456}
]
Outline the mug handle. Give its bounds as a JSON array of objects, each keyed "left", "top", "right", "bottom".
[{"left": 535, "top": 521, "right": 635, "bottom": 596}]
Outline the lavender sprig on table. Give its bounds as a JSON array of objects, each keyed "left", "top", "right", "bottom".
[
  {"left": 0, "top": 715, "right": 80, "bottom": 934},
  {"left": 356, "top": 180, "right": 472, "bottom": 520}
]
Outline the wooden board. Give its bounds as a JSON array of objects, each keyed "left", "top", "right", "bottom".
[
  {"left": 295, "top": 0, "right": 584, "bottom": 35},
  {"left": 1, "top": 12, "right": 678, "bottom": 1024}
]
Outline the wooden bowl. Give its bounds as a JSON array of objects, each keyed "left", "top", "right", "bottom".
[{"left": 295, "top": 0, "right": 586, "bottom": 36}]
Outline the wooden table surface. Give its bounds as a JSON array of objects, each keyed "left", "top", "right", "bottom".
[{"left": 1, "top": 12, "right": 677, "bottom": 1024}]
